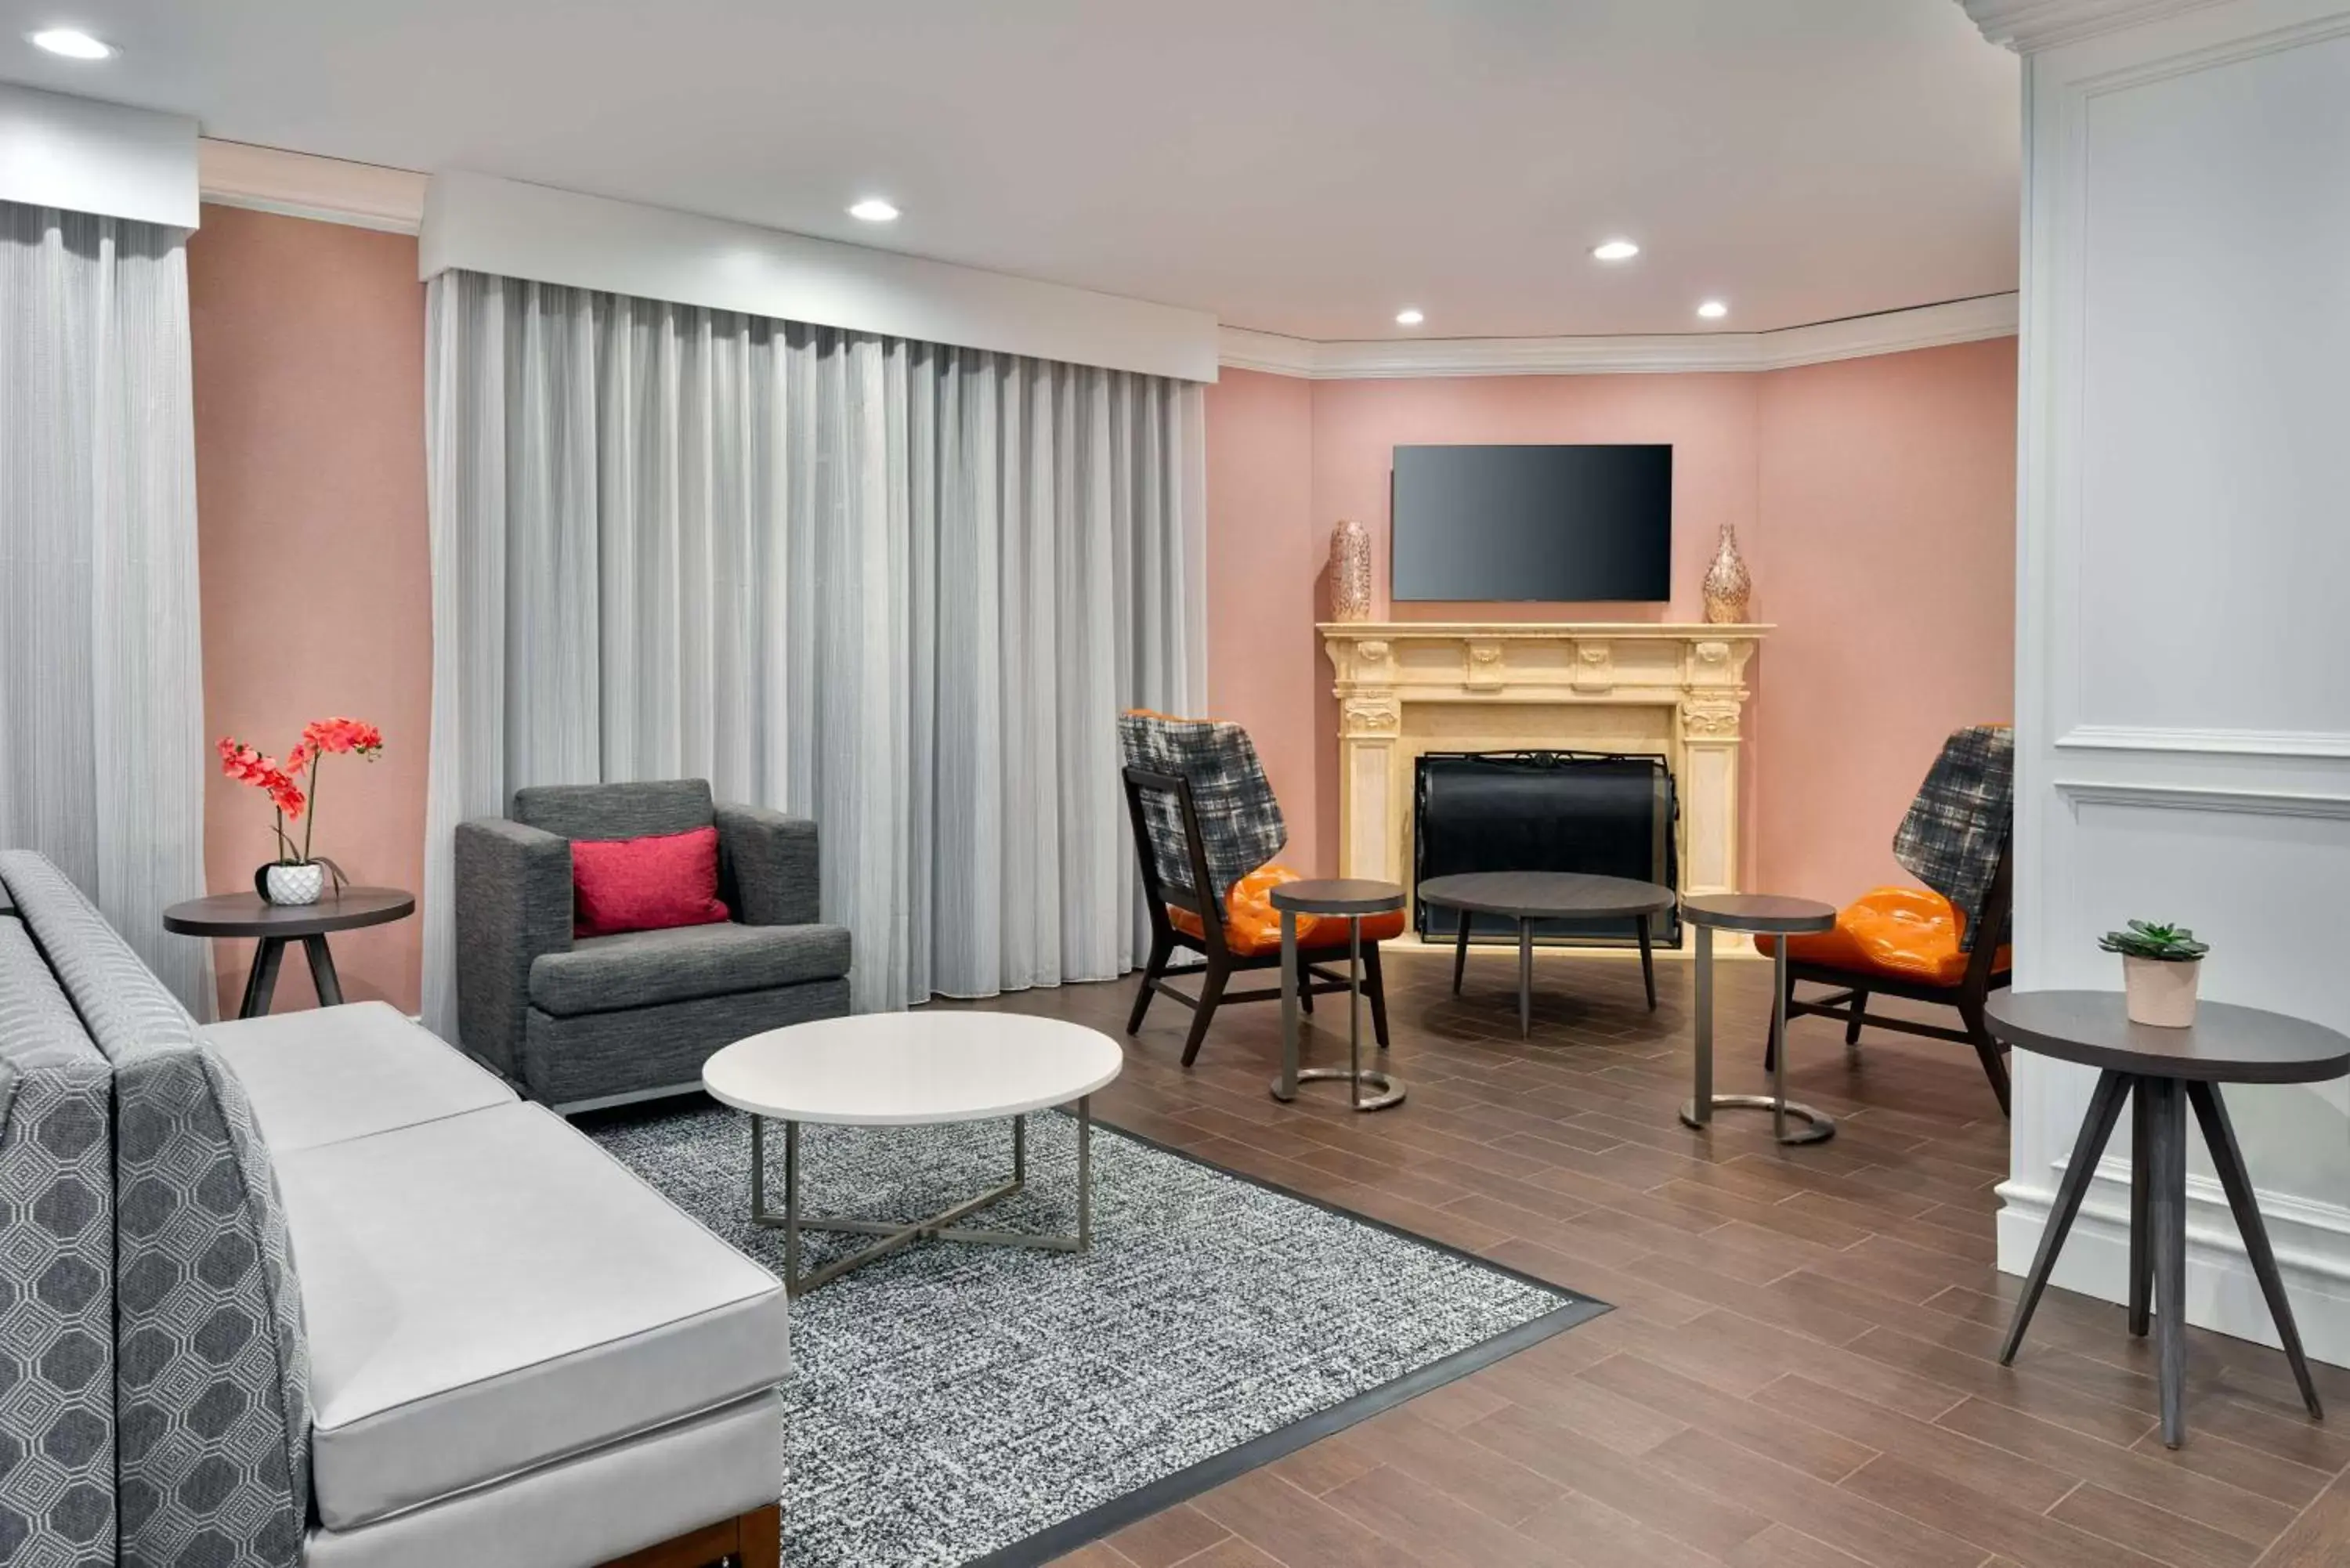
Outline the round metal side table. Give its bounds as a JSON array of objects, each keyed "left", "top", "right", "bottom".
[
  {"left": 1677, "top": 893, "right": 1838, "bottom": 1145},
  {"left": 1271, "top": 878, "right": 1405, "bottom": 1111}
]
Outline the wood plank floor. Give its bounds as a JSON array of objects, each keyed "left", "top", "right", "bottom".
[{"left": 947, "top": 943, "right": 2350, "bottom": 1568}]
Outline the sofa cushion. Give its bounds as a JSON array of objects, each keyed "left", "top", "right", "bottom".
[
  {"left": 280, "top": 1100, "right": 790, "bottom": 1530},
  {"left": 203, "top": 1001, "right": 517, "bottom": 1153},
  {"left": 0, "top": 916, "right": 115, "bottom": 1565},
  {"left": 512, "top": 779, "right": 714, "bottom": 843},
  {"left": 529, "top": 920, "right": 851, "bottom": 1017},
  {"left": 0, "top": 850, "right": 311, "bottom": 1568}
]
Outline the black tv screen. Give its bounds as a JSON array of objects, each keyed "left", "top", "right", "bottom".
[{"left": 1390, "top": 444, "right": 1672, "bottom": 602}]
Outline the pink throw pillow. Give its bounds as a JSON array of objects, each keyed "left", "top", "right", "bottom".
[{"left": 570, "top": 826, "right": 732, "bottom": 938}]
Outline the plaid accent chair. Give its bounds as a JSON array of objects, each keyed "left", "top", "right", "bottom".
[
  {"left": 1119, "top": 712, "right": 1405, "bottom": 1066},
  {"left": 1756, "top": 724, "right": 2016, "bottom": 1115}
]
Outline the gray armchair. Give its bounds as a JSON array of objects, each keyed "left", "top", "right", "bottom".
[{"left": 454, "top": 779, "right": 851, "bottom": 1111}]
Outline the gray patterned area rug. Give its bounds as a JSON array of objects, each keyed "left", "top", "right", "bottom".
[{"left": 588, "top": 1101, "right": 1603, "bottom": 1568}]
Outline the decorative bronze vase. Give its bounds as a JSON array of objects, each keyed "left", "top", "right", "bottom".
[
  {"left": 1330, "top": 519, "right": 1373, "bottom": 622},
  {"left": 1701, "top": 522, "right": 1752, "bottom": 624}
]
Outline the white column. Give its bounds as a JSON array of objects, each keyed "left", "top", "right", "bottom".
[{"left": 1972, "top": 0, "right": 2350, "bottom": 1364}]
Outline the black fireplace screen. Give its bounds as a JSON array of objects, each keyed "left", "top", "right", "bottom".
[{"left": 1413, "top": 751, "right": 1680, "bottom": 946}]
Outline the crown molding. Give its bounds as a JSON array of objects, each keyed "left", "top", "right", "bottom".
[
  {"left": 198, "top": 139, "right": 428, "bottom": 233},
  {"left": 1959, "top": 0, "right": 2238, "bottom": 51},
  {"left": 1219, "top": 293, "right": 2019, "bottom": 380}
]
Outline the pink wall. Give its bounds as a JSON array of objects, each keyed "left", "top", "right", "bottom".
[
  {"left": 190, "top": 205, "right": 434, "bottom": 1017},
  {"left": 1754, "top": 338, "right": 2017, "bottom": 899},
  {"left": 1203, "top": 343, "right": 2018, "bottom": 898}
]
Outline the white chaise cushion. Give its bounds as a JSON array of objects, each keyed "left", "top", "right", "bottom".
[
  {"left": 204, "top": 1000, "right": 515, "bottom": 1151},
  {"left": 277, "top": 1100, "right": 791, "bottom": 1530}
]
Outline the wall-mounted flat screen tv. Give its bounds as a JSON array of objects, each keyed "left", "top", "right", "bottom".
[{"left": 1390, "top": 443, "right": 1672, "bottom": 602}]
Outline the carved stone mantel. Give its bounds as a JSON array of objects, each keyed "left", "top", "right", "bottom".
[{"left": 1322, "top": 623, "right": 1766, "bottom": 918}]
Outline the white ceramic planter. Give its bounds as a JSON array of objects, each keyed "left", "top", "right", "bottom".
[
  {"left": 264, "top": 862, "right": 326, "bottom": 906},
  {"left": 2123, "top": 955, "right": 2200, "bottom": 1028}
]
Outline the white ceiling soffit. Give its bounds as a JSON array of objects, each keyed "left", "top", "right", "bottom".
[
  {"left": 1219, "top": 294, "right": 2019, "bottom": 379},
  {"left": 1959, "top": 0, "right": 2238, "bottom": 50},
  {"left": 420, "top": 172, "right": 1224, "bottom": 384},
  {"left": 0, "top": 82, "right": 195, "bottom": 227}
]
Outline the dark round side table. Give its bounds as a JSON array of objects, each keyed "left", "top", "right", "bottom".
[
  {"left": 1678, "top": 892, "right": 1839, "bottom": 1146},
  {"left": 163, "top": 887, "right": 416, "bottom": 1018},
  {"left": 1416, "top": 871, "right": 1676, "bottom": 1039},
  {"left": 1987, "top": 990, "right": 2350, "bottom": 1448},
  {"left": 1271, "top": 879, "right": 1405, "bottom": 1111}
]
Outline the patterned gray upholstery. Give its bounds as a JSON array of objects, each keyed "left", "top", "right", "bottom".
[
  {"left": 0, "top": 852, "right": 310, "bottom": 1568},
  {"left": 1117, "top": 711, "right": 1287, "bottom": 905},
  {"left": 0, "top": 912, "right": 115, "bottom": 1568},
  {"left": 1892, "top": 724, "right": 2015, "bottom": 952},
  {"left": 512, "top": 779, "right": 716, "bottom": 842}
]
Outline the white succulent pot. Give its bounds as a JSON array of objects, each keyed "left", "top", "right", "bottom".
[
  {"left": 264, "top": 861, "right": 326, "bottom": 907},
  {"left": 2123, "top": 955, "right": 2200, "bottom": 1028}
]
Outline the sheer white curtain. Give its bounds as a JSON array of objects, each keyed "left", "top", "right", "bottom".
[
  {"left": 419, "top": 270, "right": 1204, "bottom": 1027},
  {"left": 0, "top": 200, "right": 210, "bottom": 1010}
]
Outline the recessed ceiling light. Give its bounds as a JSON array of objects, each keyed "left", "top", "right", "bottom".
[
  {"left": 1697, "top": 300, "right": 1730, "bottom": 320},
  {"left": 31, "top": 27, "right": 114, "bottom": 60},
  {"left": 1394, "top": 308, "right": 1424, "bottom": 326},
  {"left": 1591, "top": 240, "right": 1640, "bottom": 262},
  {"left": 848, "top": 197, "right": 899, "bottom": 222}
]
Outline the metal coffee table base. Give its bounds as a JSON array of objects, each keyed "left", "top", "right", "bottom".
[
  {"left": 1677, "top": 918, "right": 1837, "bottom": 1146},
  {"left": 750, "top": 1100, "right": 1094, "bottom": 1297}
]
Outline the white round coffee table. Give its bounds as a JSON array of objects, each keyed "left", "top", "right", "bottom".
[{"left": 703, "top": 1011, "right": 1123, "bottom": 1295}]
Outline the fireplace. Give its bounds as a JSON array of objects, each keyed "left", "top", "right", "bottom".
[{"left": 1413, "top": 751, "right": 1681, "bottom": 947}]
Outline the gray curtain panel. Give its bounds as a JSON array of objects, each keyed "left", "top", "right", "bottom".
[
  {"left": 419, "top": 270, "right": 1205, "bottom": 1025},
  {"left": 0, "top": 200, "right": 212, "bottom": 1013}
]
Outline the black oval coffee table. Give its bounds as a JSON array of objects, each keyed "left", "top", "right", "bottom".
[
  {"left": 163, "top": 887, "right": 415, "bottom": 1017},
  {"left": 1416, "top": 871, "right": 1675, "bottom": 1039},
  {"left": 1987, "top": 989, "right": 2350, "bottom": 1448}
]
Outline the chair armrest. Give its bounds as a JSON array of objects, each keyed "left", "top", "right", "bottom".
[
  {"left": 714, "top": 803, "right": 821, "bottom": 927},
  {"left": 453, "top": 818, "right": 573, "bottom": 1075}
]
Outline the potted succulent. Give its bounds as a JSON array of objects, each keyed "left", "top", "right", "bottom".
[
  {"left": 2099, "top": 919, "right": 2209, "bottom": 1028},
  {"left": 218, "top": 717, "right": 385, "bottom": 904}
]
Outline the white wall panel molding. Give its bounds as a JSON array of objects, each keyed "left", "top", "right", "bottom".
[
  {"left": 0, "top": 83, "right": 197, "bottom": 228},
  {"left": 2005, "top": 0, "right": 2350, "bottom": 1366},
  {"left": 1217, "top": 294, "right": 2019, "bottom": 380},
  {"left": 2057, "top": 725, "right": 2350, "bottom": 760},
  {"left": 421, "top": 172, "right": 1220, "bottom": 382},
  {"left": 197, "top": 139, "right": 427, "bottom": 233}
]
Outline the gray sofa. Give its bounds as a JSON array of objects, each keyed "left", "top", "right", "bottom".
[
  {"left": 455, "top": 780, "right": 851, "bottom": 1110},
  {"left": 0, "top": 851, "right": 789, "bottom": 1568}
]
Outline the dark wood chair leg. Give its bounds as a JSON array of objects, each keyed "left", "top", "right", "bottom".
[
  {"left": 734, "top": 1502, "right": 781, "bottom": 1568},
  {"left": 2189, "top": 1080, "right": 2323, "bottom": 1419},
  {"left": 1845, "top": 987, "right": 1870, "bottom": 1046},
  {"left": 2128, "top": 1082, "right": 2153, "bottom": 1337},
  {"left": 1180, "top": 959, "right": 1228, "bottom": 1068},
  {"left": 1126, "top": 936, "right": 1170, "bottom": 1034},
  {"left": 1636, "top": 913, "right": 1657, "bottom": 1011},
  {"left": 1363, "top": 943, "right": 1391, "bottom": 1050},
  {"left": 1762, "top": 957, "right": 1785, "bottom": 1073},
  {"left": 2000, "top": 1068, "right": 2131, "bottom": 1365},
  {"left": 1961, "top": 1000, "right": 2012, "bottom": 1117}
]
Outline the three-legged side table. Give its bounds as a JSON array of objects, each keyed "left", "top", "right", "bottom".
[
  {"left": 162, "top": 887, "right": 416, "bottom": 1017},
  {"left": 1986, "top": 990, "right": 2350, "bottom": 1448}
]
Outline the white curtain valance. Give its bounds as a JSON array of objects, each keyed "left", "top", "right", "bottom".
[{"left": 419, "top": 269, "right": 1205, "bottom": 1028}]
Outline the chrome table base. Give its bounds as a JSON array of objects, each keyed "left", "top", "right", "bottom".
[
  {"left": 1677, "top": 919, "right": 1836, "bottom": 1146},
  {"left": 751, "top": 1100, "right": 1094, "bottom": 1297},
  {"left": 1274, "top": 911, "right": 1405, "bottom": 1111}
]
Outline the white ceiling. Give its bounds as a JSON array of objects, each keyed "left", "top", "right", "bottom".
[{"left": 2, "top": 0, "right": 2021, "bottom": 338}]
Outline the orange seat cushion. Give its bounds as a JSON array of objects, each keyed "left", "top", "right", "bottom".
[
  {"left": 1755, "top": 885, "right": 2011, "bottom": 987},
  {"left": 1168, "top": 864, "right": 1407, "bottom": 956}
]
